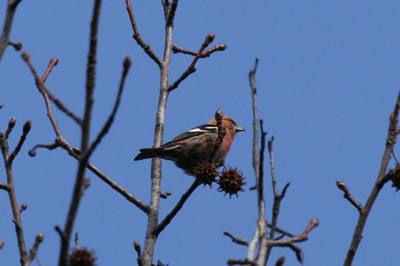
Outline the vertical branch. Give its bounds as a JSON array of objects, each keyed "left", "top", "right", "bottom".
[
  {"left": 141, "top": 1, "right": 178, "bottom": 265},
  {"left": 265, "top": 137, "right": 290, "bottom": 264},
  {"left": 249, "top": 58, "right": 260, "bottom": 182},
  {"left": 253, "top": 119, "right": 268, "bottom": 266},
  {"left": 0, "top": 0, "right": 23, "bottom": 62},
  {"left": 343, "top": 91, "right": 400, "bottom": 266},
  {"left": 58, "top": 0, "right": 102, "bottom": 265},
  {"left": 0, "top": 120, "right": 31, "bottom": 265},
  {"left": 247, "top": 59, "right": 263, "bottom": 263}
]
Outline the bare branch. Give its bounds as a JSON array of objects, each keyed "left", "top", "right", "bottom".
[
  {"left": 58, "top": 1, "right": 103, "bottom": 265},
  {"left": 209, "top": 109, "right": 226, "bottom": 161},
  {"left": 0, "top": 132, "right": 28, "bottom": 264},
  {"left": 172, "top": 43, "right": 226, "bottom": 57},
  {"left": 166, "top": 0, "right": 178, "bottom": 27},
  {"left": 223, "top": 232, "right": 249, "bottom": 246},
  {"left": 0, "top": 182, "right": 9, "bottom": 190},
  {"left": 27, "top": 233, "right": 44, "bottom": 263},
  {"left": 336, "top": 181, "right": 363, "bottom": 212},
  {"left": 267, "top": 218, "right": 319, "bottom": 263},
  {"left": 265, "top": 136, "right": 291, "bottom": 263},
  {"left": 21, "top": 52, "right": 63, "bottom": 138},
  {"left": 8, "top": 40, "right": 22, "bottom": 51},
  {"left": 28, "top": 143, "right": 59, "bottom": 157},
  {"left": 0, "top": 0, "right": 23, "bottom": 62},
  {"left": 5, "top": 117, "right": 16, "bottom": 139},
  {"left": 168, "top": 32, "right": 216, "bottom": 92},
  {"left": 86, "top": 57, "right": 131, "bottom": 158},
  {"left": 125, "top": 0, "right": 161, "bottom": 67},
  {"left": 154, "top": 180, "right": 200, "bottom": 235},
  {"left": 8, "top": 120, "right": 31, "bottom": 164},
  {"left": 344, "top": 91, "right": 400, "bottom": 266},
  {"left": 227, "top": 258, "right": 256, "bottom": 266},
  {"left": 40, "top": 58, "right": 83, "bottom": 125},
  {"left": 249, "top": 58, "right": 260, "bottom": 182},
  {"left": 64, "top": 145, "right": 149, "bottom": 212}
]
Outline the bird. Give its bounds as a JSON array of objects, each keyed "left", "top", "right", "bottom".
[{"left": 134, "top": 115, "right": 245, "bottom": 176}]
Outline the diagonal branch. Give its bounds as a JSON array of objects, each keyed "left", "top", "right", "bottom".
[
  {"left": 125, "top": 0, "right": 162, "bottom": 67},
  {"left": 0, "top": 0, "right": 23, "bottom": 62},
  {"left": 343, "top": 91, "right": 400, "bottom": 266},
  {"left": 8, "top": 121, "right": 31, "bottom": 164},
  {"left": 168, "top": 32, "right": 216, "bottom": 92},
  {"left": 0, "top": 131, "right": 29, "bottom": 265},
  {"left": 40, "top": 58, "right": 83, "bottom": 125},
  {"left": 86, "top": 57, "right": 131, "bottom": 158},
  {"left": 172, "top": 43, "right": 226, "bottom": 58},
  {"left": 21, "top": 52, "right": 63, "bottom": 139},
  {"left": 336, "top": 181, "right": 363, "bottom": 212},
  {"left": 154, "top": 180, "right": 200, "bottom": 236},
  {"left": 267, "top": 218, "right": 319, "bottom": 263},
  {"left": 265, "top": 136, "right": 291, "bottom": 263}
]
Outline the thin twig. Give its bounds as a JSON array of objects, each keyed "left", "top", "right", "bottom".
[
  {"left": 166, "top": 0, "right": 178, "bottom": 27},
  {"left": 28, "top": 143, "right": 59, "bottom": 157},
  {"left": 154, "top": 180, "right": 200, "bottom": 235},
  {"left": 266, "top": 136, "right": 291, "bottom": 264},
  {"left": 344, "top": 91, "right": 400, "bottom": 266},
  {"left": 209, "top": 109, "right": 226, "bottom": 161},
  {"left": 5, "top": 117, "right": 16, "bottom": 139},
  {"left": 267, "top": 218, "right": 319, "bottom": 263},
  {"left": 8, "top": 120, "right": 31, "bottom": 164},
  {"left": 8, "top": 40, "right": 22, "bottom": 51},
  {"left": 254, "top": 120, "right": 267, "bottom": 266},
  {"left": 0, "top": 132, "right": 28, "bottom": 265},
  {"left": 28, "top": 139, "right": 148, "bottom": 212},
  {"left": 58, "top": 1, "right": 102, "bottom": 265},
  {"left": 27, "top": 233, "right": 44, "bottom": 264},
  {"left": 336, "top": 181, "right": 363, "bottom": 212},
  {"left": 172, "top": 43, "right": 227, "bottom": 57},
  {"left": 227, "top": 259, "right": 256, "bottom": 266},
  {"left": 0, "top": 182, "right": 9, "bottom": 190},
  {"left": 40, "top": 58, "right": 83, "bottom": 125},
  {"left": 223, "top": 232, "right": 249, "bottom": 246},
  {"left": 0, "top": 0, "right": 23, "bottom": 62},
  {"left": 86, "top": 57, "right": 131, "bottom": 159},
  {"left": 249, "top": 58, "right": 260, "bottom": 182},
  {"left": 21, "top": 52, "right": 63, "bottom": 138},
  {"left": 168, "top": 32, "right": 216, "bottom": 92},
  {"left": 125, "top": 0, "right": 161, "bottom": 67}
]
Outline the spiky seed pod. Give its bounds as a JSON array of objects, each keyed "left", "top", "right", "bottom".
[
  {"left": 68, "top": 248, "right": 96, "bottom": 266},
  {"left": 217, "top": 167, "right": 246, "bottom": 197},
  {"left": 193, "top": 161, "right": 219, "bottom": 186}
]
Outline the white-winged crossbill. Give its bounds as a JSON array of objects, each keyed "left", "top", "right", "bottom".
[{"left": 134, "top": 116, "right": 245, "bottom": 176}]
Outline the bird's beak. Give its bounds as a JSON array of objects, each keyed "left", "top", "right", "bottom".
[{"left": 235, "top": 125, "right": 245, "bottom": 133}]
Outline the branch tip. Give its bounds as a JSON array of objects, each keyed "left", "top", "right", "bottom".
[
  {"left": 19, "top": 203, "right": 27, "bottom": 213},
  {"left": 205, "top": 32, "right": 215, "bottom": 45},
  {"left": 23, "top": 120, "right": 31, "bottom": 134},
  {"left": 123, "top": 56, "right": 132, "bottom": 69},
  {"left": 8, "top": 41, "right": 22, "bottom": 51},
  {"left": 50, "top": 57, "right": 59, "bottom": 65},
  {"left": 21, "top": 50, "right": 29, "bottom": 61}
]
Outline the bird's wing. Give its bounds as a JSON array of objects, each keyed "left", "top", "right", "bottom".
[{"left": 164, "top": 123, "right": 218, "bottom": 145}]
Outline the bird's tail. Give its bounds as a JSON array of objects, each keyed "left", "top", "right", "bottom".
[{"left": 134, "top": 148, "right": 162, "bottom": 161}]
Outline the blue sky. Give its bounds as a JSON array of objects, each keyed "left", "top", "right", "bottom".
[{"left": 1, "top": 1, "right": 400, "bottom": 265}]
